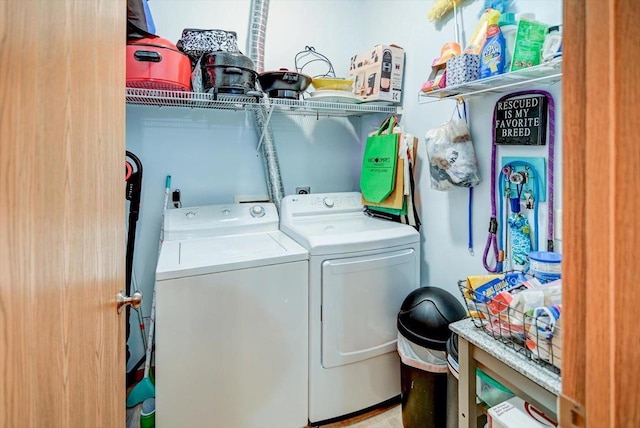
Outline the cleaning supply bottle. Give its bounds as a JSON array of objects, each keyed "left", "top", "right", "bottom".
[
  {"left": 464, "top": 8, "right": 501, "bottom": 55},
  {"left": 479, "top": 24, "right": 506, "bottom": 78},
  {"left": 498, "top": 13, "right": 517, "bottom": 71},
  {"left": 541, "top": 25, "right": 563, "bottom": 62}
]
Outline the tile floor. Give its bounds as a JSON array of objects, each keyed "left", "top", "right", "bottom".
[
  {"left": 310, "top": 403, "right": 402, "bottom": 428},
  {"left": 126, "top": 385, "right": 403, "bottom": 428}
]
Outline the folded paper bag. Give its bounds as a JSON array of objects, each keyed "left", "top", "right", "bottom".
[{"left": 363, "top": 158, "right": 404, "bottom": 209}]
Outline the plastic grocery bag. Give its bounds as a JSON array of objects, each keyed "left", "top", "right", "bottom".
[
  {"left": 360, "top": 116, "right": 399, "bottom": 203},
  {"left": 425, "top": 117, "right": 481, "bottom": 190}
]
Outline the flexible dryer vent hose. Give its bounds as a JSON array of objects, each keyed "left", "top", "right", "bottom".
[
  {"left": 248, "top": 0, "right": 269, "bottom": 74},
  {"left": 247, "top": 0, "right": 285, "bottom": 209}
]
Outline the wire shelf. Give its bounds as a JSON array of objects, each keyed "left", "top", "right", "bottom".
[
  {"left": 126, "top": 88, "right": 264, "bottom": 110},
  {"left": 457, "top": 273, "right": 562, "bottom": 375},
  {"left": 419, "top": 59, "right": 562, "bottom": 103},
  {"left": 126, "top": 88, "right": 400, "bottom": 116},
  {"left": 269, "top": 97, "right": 400, "bottom": 116}
]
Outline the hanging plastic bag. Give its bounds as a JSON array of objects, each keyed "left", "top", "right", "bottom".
[
  {"left": 360, "top": 116, "right": 399, "bottom": 203},
  {"left": 425, "top": 109, "right": 481, "bottom": 191}
]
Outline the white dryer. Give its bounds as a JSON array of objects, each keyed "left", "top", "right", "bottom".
[
  {"left": 155, "top": 203, "right": 309, "bottom": 428},
  {"left": 279, "top": 192, "right": 420, "bottom": 424}
]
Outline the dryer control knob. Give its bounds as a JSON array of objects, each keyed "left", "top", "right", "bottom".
[
  {"left": 250, "top": 205, "right": 265, "bottom": 218},
  {"left": 323, "top": 197, "right": 334, "bottom": 208}
]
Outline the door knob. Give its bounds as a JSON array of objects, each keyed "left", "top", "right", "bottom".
[{"left": 117, "top": 290, "right": 143, "bottom": 313}]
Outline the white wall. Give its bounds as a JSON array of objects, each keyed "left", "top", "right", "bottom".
[{"left": 126, "top": 0, "right": 564, "bottom": 369}]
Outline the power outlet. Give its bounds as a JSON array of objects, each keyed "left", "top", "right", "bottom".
[{"left": 296, "top": 187, "right": 311, "bottom": 195}]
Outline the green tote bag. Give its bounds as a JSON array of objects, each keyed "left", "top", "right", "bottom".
[{"left": 360, "top": 116, "right": 399, "bottom": 203}]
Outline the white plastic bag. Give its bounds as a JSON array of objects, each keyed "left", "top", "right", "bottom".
[
  {"left": 425, "top": 118, "right": 481, "bottom": 191},
  {"left": 397, "top": 333, "right": 449, "bottom": 373}
]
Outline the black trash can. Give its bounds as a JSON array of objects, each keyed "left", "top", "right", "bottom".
[{"left": 397, "top": 286, "right": 467, "bottom": 428}]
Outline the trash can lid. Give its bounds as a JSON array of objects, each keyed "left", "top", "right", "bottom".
[{"left": 397, "top": 286, "right": 467, "bottom": 351}]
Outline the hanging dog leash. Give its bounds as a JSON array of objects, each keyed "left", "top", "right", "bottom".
[
  {"left": 455, "top": 99, "right": 476, "bottom": 256},
  {"left": 483, "top": 89, "right": 556, "bottom": 273}
]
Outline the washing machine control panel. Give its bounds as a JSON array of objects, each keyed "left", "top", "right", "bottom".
[
  {"left": 322, "top": 197, "right": 334, "bottom": 208},
  {"left": 280, "top": 192, "right": 363, "bottom": 220},
  {"left": 250, "top": 205, "right": 265, "bottom": 217},
  {"left": 163, "top": 203, "right": 278, "bottom": 240}
]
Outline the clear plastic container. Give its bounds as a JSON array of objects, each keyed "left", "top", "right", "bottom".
[
  {"left": 529, "top": 251, "right": 562, "bottom": 283},
  {"left": 476, "top": 369, "right": 515, "bottom": 407}
]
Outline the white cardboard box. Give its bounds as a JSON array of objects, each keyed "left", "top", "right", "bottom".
[
  {"left": 348, "top": 44, "right": 405, "bottom": 104},
  {"left": 488, "top": 397, "right": 557, "bottom": 428}
]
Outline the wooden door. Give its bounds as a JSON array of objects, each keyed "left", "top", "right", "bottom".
[
  {"left": 0, "top": 0, "right": 126, "bottom": 426},
  {"left": 562, "top": 1, "right": 640, "bottom": 427}
]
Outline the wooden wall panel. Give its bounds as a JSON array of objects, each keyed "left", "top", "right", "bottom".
[
  {"left": 584, "top": 0, "right": 614, "bottom": 426},
  {"left": 613, "top": 1, "right": 640, "bottom": 427},
  {"left": 561, "top": 0, "right": 587, "bottom": 407},
  {"left": 564, "top": 1, "right": 640, "bottom": 426}
]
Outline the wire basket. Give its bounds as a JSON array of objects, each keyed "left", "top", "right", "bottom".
[{"left": 457, "top": 273, "right": 562, "bottom": 374}]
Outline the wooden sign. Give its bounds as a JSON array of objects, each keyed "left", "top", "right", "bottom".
[{"left": 494, "top": 95, "right": 548, "bottom": 145}]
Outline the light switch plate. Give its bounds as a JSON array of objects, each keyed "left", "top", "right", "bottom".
[{"left": 555, "top": 209, "right": 563, "bottom": 240}]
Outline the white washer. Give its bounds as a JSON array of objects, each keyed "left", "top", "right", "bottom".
[
  {"left": 155, "top": 203, "right": 309, "bottom": 428},
  {"left": 279, "top": 192, "right": 420, "bottom": 424}
]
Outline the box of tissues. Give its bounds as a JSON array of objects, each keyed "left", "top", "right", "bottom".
[{"left": 446, "top": 54, "right": 480, "bottom": 86}]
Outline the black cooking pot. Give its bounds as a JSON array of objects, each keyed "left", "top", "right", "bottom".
[
  {"left": 201, "top": 51, "right": 257, "bottom": 94},
  {"left": 258, "top": 69, "right": 312, "bottom": 99}
]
